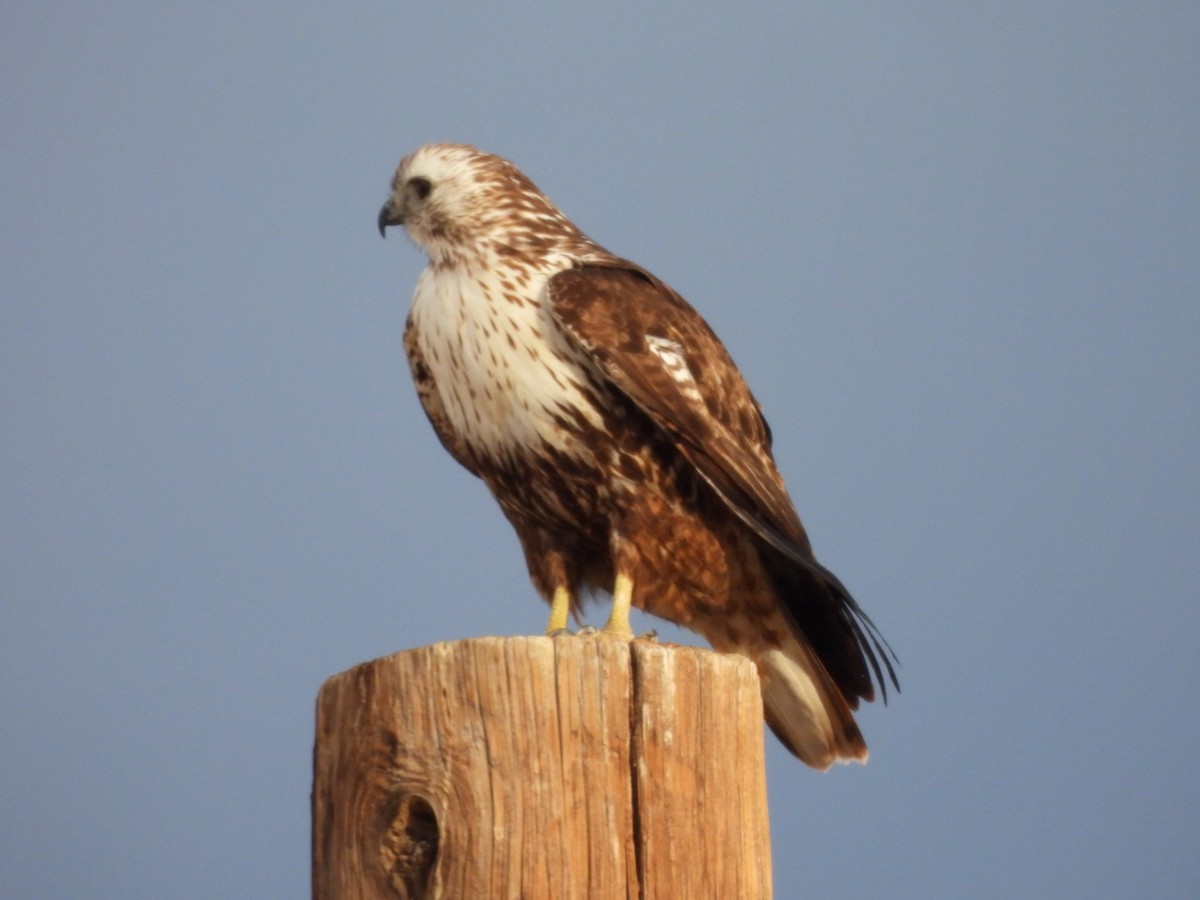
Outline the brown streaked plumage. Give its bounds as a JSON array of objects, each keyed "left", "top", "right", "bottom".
[{"left": 378, "top": 143, "right": 897, "bottom": 768}]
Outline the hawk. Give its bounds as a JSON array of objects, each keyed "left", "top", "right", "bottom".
[{"left": 378, "top": 143, "right": 896, "bottom": 768}]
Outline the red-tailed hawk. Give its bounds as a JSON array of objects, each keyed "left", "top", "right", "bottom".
[{"left": 378, "top": 143, "right": 896, "bottom": 768}]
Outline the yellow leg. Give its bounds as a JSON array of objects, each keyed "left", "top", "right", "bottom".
[
  {"left": 545, "top": 585, "right": 572, "bottom": 635},
  {"left": 601, "top": 572, "right": 635, "bottom": 639}
]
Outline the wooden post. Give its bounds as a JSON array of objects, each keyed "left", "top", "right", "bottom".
[{"left": 312, "top": 636, "right": 772, "bottom": 899}]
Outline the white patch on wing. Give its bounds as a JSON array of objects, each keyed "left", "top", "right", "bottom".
[{"left": 646, "top": 335, "right": 703, "bottom": 403}]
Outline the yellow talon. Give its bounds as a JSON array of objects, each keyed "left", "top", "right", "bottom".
[{"left": 601, "top": 572, "right": 635, "bottom": 639}]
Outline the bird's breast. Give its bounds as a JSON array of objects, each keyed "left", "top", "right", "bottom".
[{"left": 409, "top": 264, "right": 609, "bottom": 466}]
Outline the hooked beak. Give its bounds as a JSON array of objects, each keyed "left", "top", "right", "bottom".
[{"left": 377, "top": 200, "right": 403, "bottom": 238}]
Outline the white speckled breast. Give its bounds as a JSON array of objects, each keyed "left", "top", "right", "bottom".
[{"left": 409, "top": 255, "right": 606, "bottom": 464}]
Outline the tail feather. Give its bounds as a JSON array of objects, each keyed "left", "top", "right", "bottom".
[
  {"left": 749, "top": 540, "right": 898, "bottom": 768},
  {"left": 758, "top": 540, "right": 899, "bottom": 707},
  {"left": 757, "top": 641, "right": 869, "bottom": 769}
]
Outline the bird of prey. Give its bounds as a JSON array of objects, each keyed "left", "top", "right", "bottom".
[{"left": 378, "top": 143, "right": 896, "bottom": 768}]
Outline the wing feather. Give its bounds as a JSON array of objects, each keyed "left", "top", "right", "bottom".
[
  {"left": 549, "top": 262, "right": 898, "bottom": 701},
  {"left": 550, "top": 263, "right": 808, "bottom": 553}
]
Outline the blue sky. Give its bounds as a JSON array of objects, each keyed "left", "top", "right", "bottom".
[{"left": 3, "top": 4, "right": 1197, "bottom": 897}]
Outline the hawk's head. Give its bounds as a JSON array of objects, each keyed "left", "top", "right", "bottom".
[{"left": 378, "top": 143, "right": 587, "bottom": 267}]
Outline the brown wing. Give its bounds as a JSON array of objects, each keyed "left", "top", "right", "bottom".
[
  {"left": 549, "top": 262, "right": 897, "bottom": 701},
  {"left": 550, "top": 262, "right": 813, "bottom": 557}
]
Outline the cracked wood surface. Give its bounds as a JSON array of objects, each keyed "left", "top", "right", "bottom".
[{"left": 312, "top": 636, "right": 771, "bottom": 899}]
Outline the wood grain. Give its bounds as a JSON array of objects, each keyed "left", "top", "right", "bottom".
[{"left": 312, "top": 637, "right": 771, "bottom": 899}]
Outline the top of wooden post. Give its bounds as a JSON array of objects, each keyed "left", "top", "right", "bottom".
[{"left": 313, "top": 637, "right": 772, "bottom": 899}]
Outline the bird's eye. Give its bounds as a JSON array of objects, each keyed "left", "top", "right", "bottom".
[{"left": 409, "top": 177, "right": 432, "bottom": 201}]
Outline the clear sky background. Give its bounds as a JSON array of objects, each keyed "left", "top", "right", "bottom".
[{"left": 3, "top": 4, "right": 1197, "bottom": 897}]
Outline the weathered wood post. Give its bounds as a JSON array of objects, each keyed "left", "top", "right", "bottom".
[{"left": 312, "top": 636, "right": 772, "bottom": 899}]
